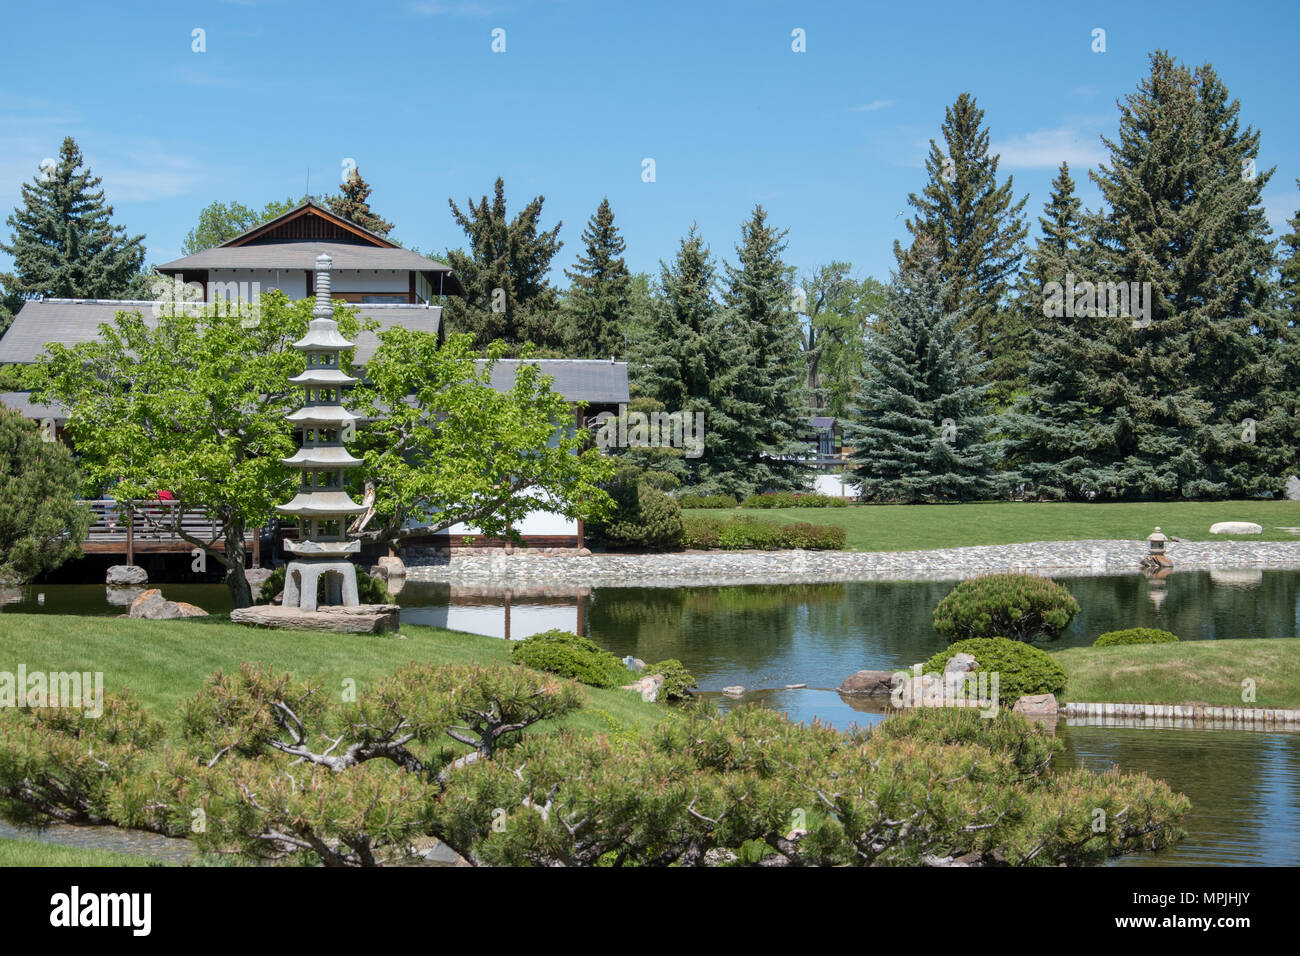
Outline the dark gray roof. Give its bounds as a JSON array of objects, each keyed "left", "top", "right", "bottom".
[
  {"left": 478, "top": 359, "right": 629, "bottom": 404},
  {"left": 811, "top": 416, "right": 836, "bottom": 429},
  {"left": 0, "top": 299, "right": 441, "bottom": 365},
  {"left": 158, "top": 240, "right": 459, "bottom": 284},
  {"left": 1, "top": 391, "right": 67, "bottom": 421}
]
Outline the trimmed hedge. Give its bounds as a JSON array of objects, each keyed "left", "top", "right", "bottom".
[
  {"left": 509, "top": 629, "right": 633, "bottom": 689},
  {"left": 740, "top": 492, "right": 848, "bottom": 509},
  {"left": 677, "top": 493, "right": 739, "bottom": 509},
  {"left": 682, "top": 514, "right": 724, "bottom": 549},
  {"left": 1093, "top": 628, "right": 1180, "bottom": 647},
  {"left": 932, "top": 573, "right": 1080, "bottom": 643},
  {"left": 681, "top": 515, "right": 846, "bottom": 550},
  {"left": 922, "top": 637, "right": 1068, "bottom": 706}
]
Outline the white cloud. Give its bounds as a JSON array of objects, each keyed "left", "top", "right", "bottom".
[
  {"left": 408, "top": 1, "right": 500, "bottom": 15},
  {"left": 993, "top": 128, "right": 1107, "bottom": 169},
  {"left": 849, "top": 100, "right": 895, "bottom": 113}
]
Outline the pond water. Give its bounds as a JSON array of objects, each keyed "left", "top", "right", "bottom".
[{"left": 6, "top": 569, "right": 1300, "bottom": 865}]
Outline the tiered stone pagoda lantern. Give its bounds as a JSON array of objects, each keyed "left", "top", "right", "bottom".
[{"left": 275, "top": 254, "right": 367, "bottom": 611}]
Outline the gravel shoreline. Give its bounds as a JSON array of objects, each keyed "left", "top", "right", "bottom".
[{"left": 402, "top": 539, "right": 1300, "bottom": 588}]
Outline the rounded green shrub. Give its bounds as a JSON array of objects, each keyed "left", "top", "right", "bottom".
[
  {"left": 510, "top": 629, "right": 632, "bottom": 688},
  {"left": 259, "top": 563, "right": 389, "bottom": 605},
  {"left": 1093, "top": 628, "right": 1180, "bottom": 647},
  {"left": 922, "top": 637, "right": 1068, "bottom": 705},
  {"left": 645, "top": 659, "right": 698, "bottom": 700},
  {"left": 932, "top": 573, "right": 1080, "bottom": 642},
  {"left": 589, "top": 474, "right": 683, "bottom": 550}
]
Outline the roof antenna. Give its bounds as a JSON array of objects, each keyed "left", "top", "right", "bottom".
[{"left": 305, "top": 166, "right": 311, "bottom": 202}]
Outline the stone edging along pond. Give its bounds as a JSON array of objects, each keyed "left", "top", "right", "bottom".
[
  {"left": 402, "top": 539, "right": 1300, "bottom": 587},
  {"left": 1062, "top": 701, "right": 1300, "bottom": 728}
]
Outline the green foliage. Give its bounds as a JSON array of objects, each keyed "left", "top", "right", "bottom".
[
  {"left": 352, "top": 331, "right": 614, "bottom": 545},
  {"left": 563, "top": 198, "right": 631, "bottom": 360},
  {"left": 257, "top": 563, "right": 389, "bottom": 605},
  {"left": 680, "top": 514, "right": 846, "bottom": 550},
  {"left": 0, "top": 404, "right": 90, "bottom": 583},
  {"left": 587, "top": 468, "right": 683, "bottom": 550},
  {"left": 0, "top": 137, "right": 146, "bottom": 299},
  {"left": 741, "top": 491, "right": 847, "bottom": 508},
  {"left": 845, "top": 248, "right": 1004, "bottom": 502},
  {"left": 644, "top": 659, "right": 697, "bottom": 700},
  {"left": 932, "top": 573, "right": 1080, "bottom": 642},
  {"left": 676, "top": 493, "right": 737, "bottom": 509},
  {"left": 1094, "top": 628, "right": 1180, "bottom": 647},
  {"left": 181, "top": 196, "right": 301, "bottom": 255},
  {"left": 895, "top": 92, "right": 1029, "bottom": 406},
  {"left": 442, "top": 177, "right": 565, "bottom": 351},
  {"left": 510, "top": 629, "right": 633, "bottom": 689},
  {"left": 796, "top": 262, "right": 887, "bottom": 418},
  {"left": 922, "top": 637, "right": 1068, "bottom": 704}
]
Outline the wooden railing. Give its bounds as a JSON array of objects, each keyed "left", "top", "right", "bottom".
[{"left": 78, "top": 500, "right": 264, "bottom": 563}]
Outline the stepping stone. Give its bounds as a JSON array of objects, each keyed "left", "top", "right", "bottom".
[{"left": 230, "top": 604, "right": 400, "bottom": 634}]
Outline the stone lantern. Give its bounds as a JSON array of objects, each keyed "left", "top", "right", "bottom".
[
  {"left": 1140, "top": 526, "right": 1173, "bottom": 572},
  {"left": 274, "top": 254, "right": 367, "bottom": 611}
]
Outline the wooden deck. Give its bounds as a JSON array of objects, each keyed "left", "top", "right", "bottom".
[{"left": 80, "top": 500, "right": 262, "bottom": 562}]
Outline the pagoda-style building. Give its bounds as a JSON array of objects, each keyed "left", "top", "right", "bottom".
[{"left": 275, "top": 253, "right": 367, "bottom": 611}]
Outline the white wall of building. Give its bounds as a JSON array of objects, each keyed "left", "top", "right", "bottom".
[
  {"left": 332, "top": 270, "right": 409, "bottom": 293},
  {"left": 207, "top": 269, "right": 307, "bottom": 301}
]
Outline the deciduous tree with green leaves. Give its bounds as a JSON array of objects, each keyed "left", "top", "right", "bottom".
[
  {"left": 349, "top": 330, "right": 615, "bottom": 547},
  {"left": 181, "top": 197, "right": 302, "bottom": 255}
]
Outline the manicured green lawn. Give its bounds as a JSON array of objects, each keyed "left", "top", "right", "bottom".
[
  {"left": 1052, "top": 638, "right": 1300, "bottom": 709},
  {"left": 0, "top": 614, "right": 663, "bottom": 738},
  {"left": 686, "top": 500, "right": 1300, "bottom": 551},
  {"left": 0, "top": 837, "right": 166, "bottom": 867}
]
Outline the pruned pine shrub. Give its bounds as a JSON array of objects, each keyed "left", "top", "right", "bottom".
[
  {"left": 1093, "top": 628, "right": 1180, "bottom": 647},
  {"left": 645, "top": 659, "right": 698, "bottom": 700},
  {"left": 922, "top": 637, "right": 1068, "bottom": 705},
  {"left": 932, "top": 573, "right": 1080, "bottom": 642},
  {"left": 510, "top": 629, "right": 633, "bottom": 689}
]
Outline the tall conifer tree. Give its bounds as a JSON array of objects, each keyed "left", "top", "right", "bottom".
[
  {"left": 563, "top": 198, "right": 631, "bottom": 360},
  {"left": 845, "top": 240, "right": 1002, "bottom": 502},
  {"left": 0, "top": 137, "right": 145, "bottom": 301},
  {"left": 718, "top": 205, "right": 810, "bottom": 492},
  {"left": 896, "top": 94, "right": 1028, "bottom": 406},
  {"left": 325, "top": 167, "right": 394, "bottom": 237}
]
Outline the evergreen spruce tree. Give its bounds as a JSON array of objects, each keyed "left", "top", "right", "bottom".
[
  {"left": 1271, "top": 180, "right": 1300, "bottom": 476},
  {"left": 845, "top": 240, "right": 1002, "bottom": 502},
  {"left": 443, "top": 178, "right": 565, "bottom": 352},
  {"left": 325, "top": 167, "right": 394, "bottom": 237},
  {"left": 563, "top": 198, "right": 631, "bottom": 360},
  {"left": 895, "top": 94, "right": 1028, "bottom": 406},
  {"left": 718, "top": 205, "right": 811, "bottom": 492},
  {"left": 1084, "top": 51, "right": 1282, "bottom": 498},
  {"left": 1007, "top": 163, "right": 1129, "bottom": 498},
  {"left": 0, "top": 137, "right": 145, "bottom": 300},
  {"left": 628, "top": 227, "right": 729, "bottom": 491}
]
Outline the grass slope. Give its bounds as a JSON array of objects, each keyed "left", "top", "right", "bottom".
[
  {"left": 687, "top": 500, "right": 1300, "bottom": 551},
  {"left": 0, "top": 837, "right": 165, "bottom": 867},
  {"left": 0, "top": 614, "right": 663, "bottom": 738},
  {"left": 1052, "top": 638, "right": 1300, "bottom": 709}
]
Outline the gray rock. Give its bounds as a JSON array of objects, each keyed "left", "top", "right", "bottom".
[
  {"left": 722, "top": 685, "right": 745, "bottom": 697},
  {"left": 244, "top": 567, "right": 273, "bottom": 587},
  {"left": 622, "top": 655, "right": 646, "bottom": 672},
  {"left": 106, "top": 565, "right": 148, "bottom": 586},
  {"left": 377, "top": 556, "right": 406, "bottom": 577},
  {"left": 128, "top": 588, "right": 208, "bottom": 619},
  {"left": 943, "top": 653, "right": 978, "bottom": 675},
  {"left": 621, "top": 674, "right": 663, "bottom": 702},
  {"left": 1287, "top": 476, "right": 1300, "bottom": 501},
  {"left": 1209, "top": 521, "right": 1263, "bottom": 535},
  {"left": 1012, "top": 693, "right": 1059, "bottom": 717},
  {"left": 230, "top": 604, "right": 401, "bottom": 634},
  {"left": 836, "top": 669, "right": 899, "bottom": 696}
]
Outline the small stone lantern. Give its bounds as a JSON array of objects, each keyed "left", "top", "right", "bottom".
[{"left": 1141, "top": 527, "right": 1172, "bottom": 570}]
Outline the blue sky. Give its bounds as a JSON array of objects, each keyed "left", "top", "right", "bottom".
[{"left": 1, "top": 0, "right": 1297, "bottom": 287}]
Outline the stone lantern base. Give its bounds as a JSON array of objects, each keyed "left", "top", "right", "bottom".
[{"left": 283, "top": 559, "right": 359, "bottom": 612}]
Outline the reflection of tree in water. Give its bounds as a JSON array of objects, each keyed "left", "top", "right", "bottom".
[
  {"left": 1057, "top": 725, "right": 1298, "bottom": 866},
  {"left": 1061, "top": 572, "right": 1300, "bottom": 645}
]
